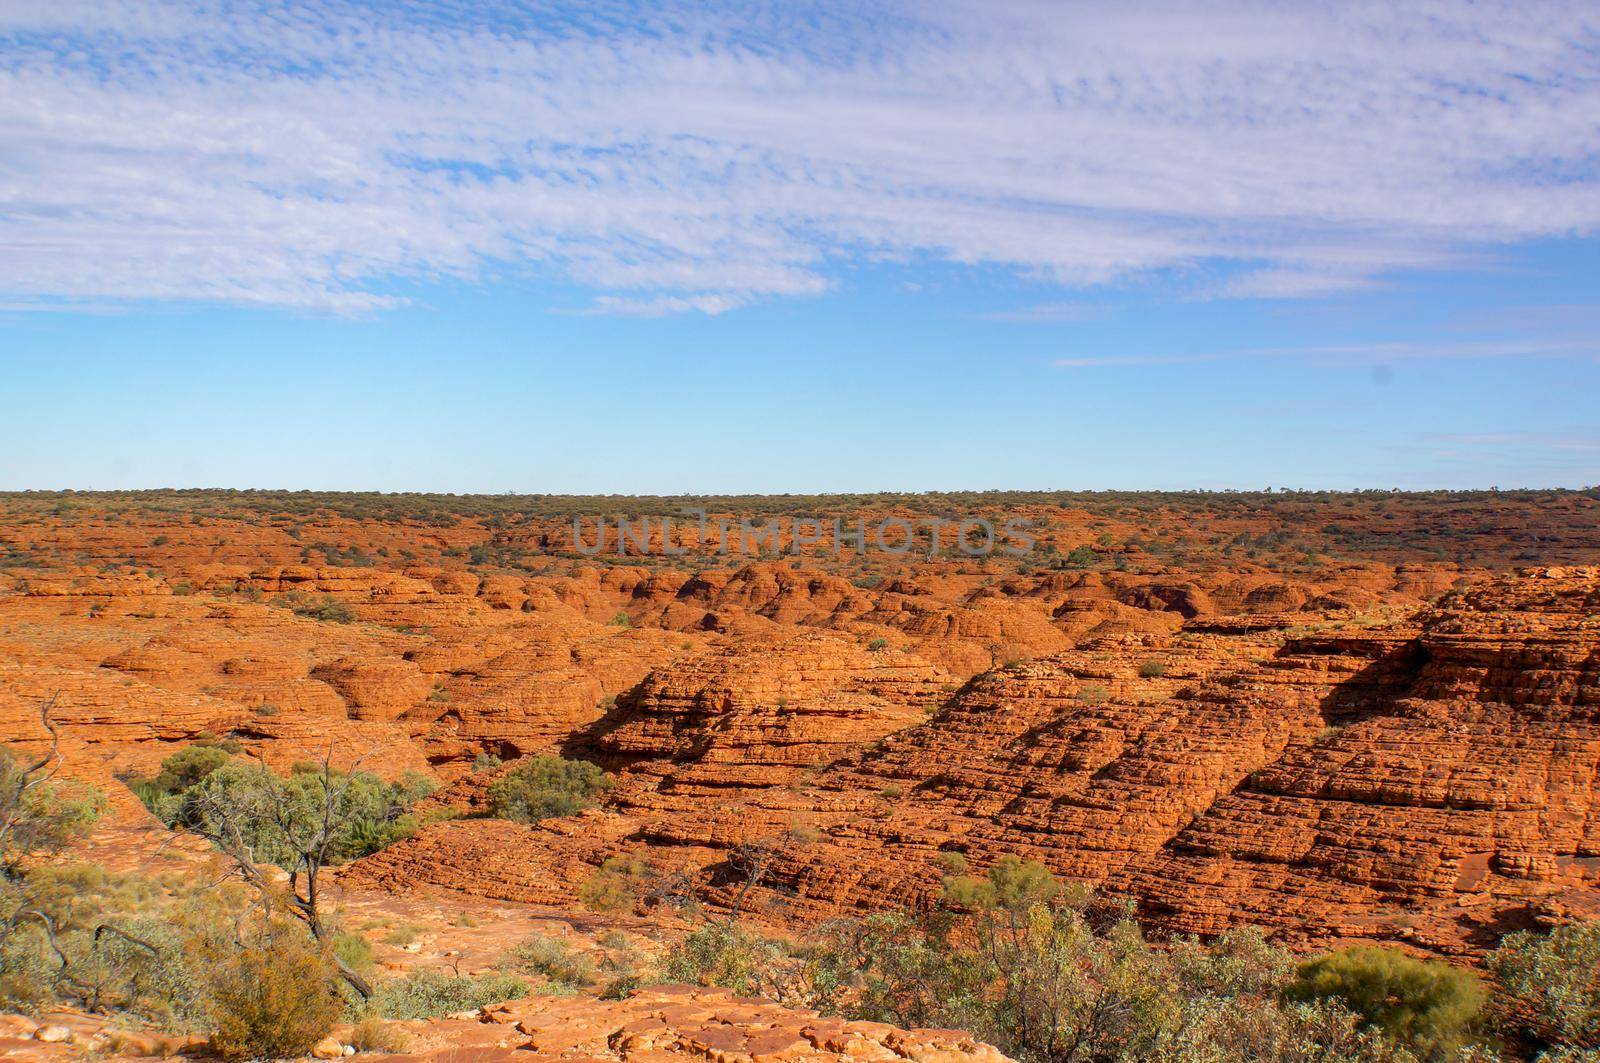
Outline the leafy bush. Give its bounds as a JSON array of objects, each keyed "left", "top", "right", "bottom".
[
  {"left": 487, "top": 756, "right": 613, "bottom": 824},
  {"left": 658, "top": 923, "right": 789, "bottom": 999},
  {"left": 579, "top": 867, "right": 637, "bottom": 915},
  {"left": 272, "top": 591, "right": 354, "bottom": 623},
  {"left": 148, "top": 745, "right": 232, "bottom": 793},
  {"left": 205, "top": 933, "right": 341, "bottom": 1060},
  {"left": 127, "top": 744, "right": 236, "bottom": 826},
  {"left": 382, "top": 923, "right": 424, "bottom": 947},
  {"left": 942, "top": 855, "right": 1061, "bottom": 912},
  {"left": 1138, "top": 660, "right": 1168, "bottom": 678},
  {"left": 1190, "top": 998, "right": 1417, "bottom": 1062},
  {"left": 0, "top": 903, "right": 57, "bottom": 1010},
  {"left": 1284, "top": 945, "right": 1485, "bottom": 1059},
  {"left": 578, "top": 855, "right": 648, "bottom": 916},
  {"left": 1487, "top": 919, "right": 1600, "bottom": 1052},
  {"left": 1065, "top": 545, "right": 1098, "bottom": 567},
  {"left": 799, "top": 862, "right": 1426, "bottom": 1063},
  {"left": 788, "top": 824, "right": 822, "bottom": 845},
  {"left": 370, "top": 969, "right": 531, "bottom": 1019},
  {"left": 504, "top": 933, "right": 595, "bottom": 991}
]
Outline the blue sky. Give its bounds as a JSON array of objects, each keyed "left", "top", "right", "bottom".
[{"left": 2, "top": 1, "right": 1598, "bottom": 492}]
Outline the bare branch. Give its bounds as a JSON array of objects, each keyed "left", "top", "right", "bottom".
[{"left": 93, "top": 923, "right": 162, "bottom": 957}]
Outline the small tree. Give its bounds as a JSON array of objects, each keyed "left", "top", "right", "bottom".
[
  {"left": 720, "top": 836, "right": 788, "bottom": 926},
  {"left": 182, "top": 754, "right": 384, "bottom": 997}
]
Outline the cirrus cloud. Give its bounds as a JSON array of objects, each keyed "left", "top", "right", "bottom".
[{"left": 1, "top": 0, "right": 1597, "bottom": 314}]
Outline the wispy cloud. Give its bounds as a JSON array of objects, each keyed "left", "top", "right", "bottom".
[
  {"left": 978, "top": 302, "right": 1102, "bottom": 324},
  {"left": 560, "top": 294, "right": 746, "bottom": 317},
  {"left": 1385, "top": 430, "right": 1600, "bottom": 478},
  {"left": 1052, "top": 335, "right": 1600, "bottom": 368},
  {"left": 1, "top": 1, "right": 1598, "bottom": 314}
]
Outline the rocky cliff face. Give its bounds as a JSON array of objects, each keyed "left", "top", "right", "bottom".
[
  {"left": 351, "top": 568, "right": 1599, "bottom": 958},
  {"left": 726, "top": 567, "right": 1600, "bottom": 955},
  {"left": 1115, "top": 567, "right": 1600, "bottom": 954}
]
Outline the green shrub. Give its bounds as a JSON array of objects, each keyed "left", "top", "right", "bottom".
[
  {"left": 272, "top": 591, "right": 354, "bottom": 623},
  {"left": 370, "top": 969, "right": 531, "bottom": 1019},
  {"left": 172, "top": 761, "right": 436, "bottom": 867},
  {"left": 0, "top": 910, "right": 57, "bottom": 1011},
  {"left": 332, "top": 932, "right": 374, "bottom": 975},
  {"left": 1284, "top": 945, "right": 1485, "bottom": 1058},
  {"left": 128, "top": 744, "right": 233, "bottom": 826},
  {"left": 1065, "top": 545, "right": 1097, "bottom": 567},
  {"left": 1138, "top": 660, "right": 1168, "bottom": 678},
  {"left": 1487, "top": 919, "right": 1600, "bottom": 1052},
  {"left": 307, "top": 596, "right": 353, "bottom": 623},
  {"left": 152, "top": 745, "right": 232, "bottom": 792},
  {"left": 343, "top": 812, "right": 424, "bottom": 859},
  {"left": 1194, "top": 998, "right": 1418, "bottom": 1062},
  {"left": 504, "top": 934, "right": 595, "bottom": 990},
  {"left": 1076, "top": 684, "right": 1110, "bottom": 705},
  {"left": 382, "top": 923, "right": 424, "bottom": 947},
  {"left": 0, "top": 862, "right": 222, "bottom": 1024},
  {"left": 206, "top": 934, "right": 341, "bottom": 1060},
  {"left": 487, "top": 756, "right": 613, "bottom": 823},
  {"left": 867, "top": 638, "right": 889, "bottom": 652},
  {"left": 942, "top": 855, "right": 1060, "bottom": 913},
  {"left": 579, "top": 867, "right": 637, "bottom": 915},
  {"left": 804, "top": 863, "right": 1422, "bottom": 1063},
  {"left": 658, "top": 924, "right": 788, "bottom": 998}
]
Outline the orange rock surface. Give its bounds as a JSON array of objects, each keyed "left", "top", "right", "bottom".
[
  {"left": 0, "top": 987, "right": 1010, "bottom": 1062},
  {"left": 2, "top": 489, "right": 1598, "bottom": 964}
]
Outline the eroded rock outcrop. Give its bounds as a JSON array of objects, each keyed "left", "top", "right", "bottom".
[
  {"left": 1115, "top": 567, "right": 1600, "bottom": 954},
  {"left": 4, "top": 492, "right": 1599, "bottom": 964}
]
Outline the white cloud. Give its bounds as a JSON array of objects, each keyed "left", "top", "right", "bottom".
[
  {"left": 978, "top": 302, "right": 1101, "bottom": 323},
  {"left": 1, "top": 0, "right": 1597, "bottom": 314},
  {"left": 1051, "top": 335, "right": 1600, "bottom": 368},
  {"left": 566, "top": 293, "right": 746, "bottom": 317}
]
